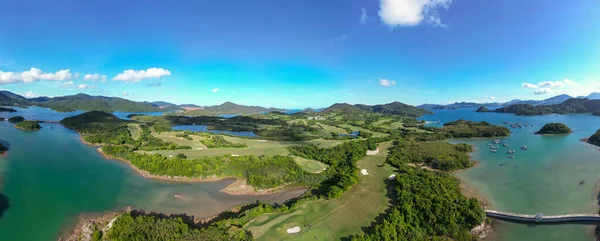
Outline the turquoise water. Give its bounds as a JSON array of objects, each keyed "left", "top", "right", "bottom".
[
  {"left": 0, "top": 108, "right": 302, "bottom": 241},
  {"left": 172, "top": 125, "right": 258, "bottom": 137},
  {"left": 422, "top": 108, "right": 600, "bottom": 240}
]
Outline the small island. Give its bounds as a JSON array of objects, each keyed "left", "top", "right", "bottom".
[
  {"left": 0, "top": 117, "right": 5, "bottom": 121},
  {"left": 475, "top": 106, "right": 490, "bottom": 112},
  {"left": 586, "top": 129, "right": 600, "bottom": 147},
  {"left": 593, "top": 110, "right": 600, "bottom": 117},
  {"left": 535, "top": 123, "right": 572, "bottom": 135},
  {"left": 7, "top": 116, "right": 25, "bottom": 123},
  {"left": 0, "top": 107, "right": 17, "bottom": 112},
  {"left": 14, "top": 120, "right": 42, "bottom": 131}
]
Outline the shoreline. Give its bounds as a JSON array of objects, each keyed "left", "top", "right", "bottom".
[
  {"left": 13, "top": 124, "right": 41, "bottom": 131},
  {"left": 58, "top": 209, "right": 126, "bottom": 241}
]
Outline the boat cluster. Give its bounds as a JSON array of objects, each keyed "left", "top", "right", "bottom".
[
  {"left": 503, "top": 121, "right": 534, "bottom": 129},
  {"left": 487, "top": 139, "right": 528, "bottom": 159}
]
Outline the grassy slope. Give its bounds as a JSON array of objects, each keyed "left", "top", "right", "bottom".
[
  {"left": 245, "top": 143, "right": 394, "bottom": 240},
  {"left": 127, "top": 124, "right": 142, "bottom": 140}
]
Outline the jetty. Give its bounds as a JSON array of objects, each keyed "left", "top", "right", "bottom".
[{"left": 485, "top": 210, "right": 600, "bottom": 224}]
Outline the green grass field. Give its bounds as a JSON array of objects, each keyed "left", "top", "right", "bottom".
[
  {"left": 127, "top": 124, "right": 142, "bottom": 140},
  {"left": 140, "top": 131, "right": 338, "bottom": 173},
  {"left": 244, "top": 142, "right": 395, "bottom": 240}
]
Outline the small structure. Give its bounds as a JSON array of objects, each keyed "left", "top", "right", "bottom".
[
  {"left": 361, "top": 169, "right": 369, "bottom": 175},
  {"left": 286, "top": 226, "right": 301, "bottom": 234},
  {"left": 535, "top": 213, "right": 544, "bottom": 222},
  {"left": 388, "top": 174, "right": 396, "bottom": 180}
]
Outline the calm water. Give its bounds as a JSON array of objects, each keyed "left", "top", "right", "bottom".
[
  {"left": 0, "top": 108, "right": 301, "bottom": 241},
  {"left": 422, "top": 108, "right": 600, "bottom": 241},
  {"left": 172, "top": 125, "right": 258, "bottom": 137}
]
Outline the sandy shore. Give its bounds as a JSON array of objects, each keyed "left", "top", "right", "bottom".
[{"left": 58, "top": 208, "right": 127, "bottom": 241}]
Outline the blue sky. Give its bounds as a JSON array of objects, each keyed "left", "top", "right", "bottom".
[{"left": 1, "top": 0, "right": 600, "bottom": 108}]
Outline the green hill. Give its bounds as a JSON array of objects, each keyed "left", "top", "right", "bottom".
[
  {"left": 8, "top": 116, "right": 24, "bottom": 123},
  {"left": 493, "top": 98, "right": 600, "bottom": 116},
  {"left": 0, "top": 91, "right": 179, "bottom": 112},
  {"left": 535, "top": 123, "right": 572, "bottom": 135},
  {"left": 475, "top": 106, "right": 490, "bottom": 112},
  {"left": 324, "top": 101, "right": 431, "bottom": 117},
  {"left": 14, "top": 121, "right": 42, "bottom": 131},
  {"left": 184, "top": 101, "right": 283, "bottom": 116},
  {"left": 60, "top": 111, "right": 128, "bottom": 134}
]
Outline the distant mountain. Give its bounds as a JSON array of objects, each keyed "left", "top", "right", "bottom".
[
  {"left": 0, "top": 90, "right": 178, "bottom": 112},
  {"left": 151, "top": 101, "right": 179, "bottom": 108},
  {"left": 419, "top": 94, "right": 574, "bottom": 110},
  {"left": 493, "top": 98, "right": 600, "bottom": 116},
  {"left": 179, "top": 104, "right": 203, "bottom": 108},
  {"left": 0, "top": 91, "right": 29, "bottom": 105},
  {"left": 587, "top": 92, "right": 600, "bottom": 100},
  {"left": 418, "top": 102, "right": 502, "bottom": 110},
  {"left": 184, "top": 101, "right": 284, "bottom": 116},
  {"left": 324, "top": 101, "right": 431, "bottom": 117}
]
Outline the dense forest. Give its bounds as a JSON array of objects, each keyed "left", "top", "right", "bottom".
[
  {"left": 349, "top": 165, "right": 484, "bottom": 241},
  {"left": 493, "top": 98, "right": 600, "bottom": 116},
  {"left": 7, "top": 116, "right": 24, "bottom": 123},
  {"left": 535, "top": 123, "right": 572, "bottom": 135},
  {"left": 14, "top": 120, "right": 41, "bottom": 130},
  {"left": 386, "top": 140, "right": 474, "bottom": 171},
  {"left": 0, "top": 143, "right": 7, "bottom": 154},
  {"left": 100, "top": 213, "right": 251, "bottom": 241},
  {"left": 586, "top": 129, "right": 600, "bottom": 147},
  {"left": 323, "top": 101, "right": 432, "bottom": 117}
]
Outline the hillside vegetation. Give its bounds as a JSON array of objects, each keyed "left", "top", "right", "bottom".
[
  {"left": 493, "top": 98, "right": 600, "bottom": 116},
  {"left": 535, "top": 123, "right": 572, "bottom": 135},
  {"left": 14, "top": 120, "right": 41, "bottom": 130},
  {"left": 441, "top": 119, "right": 511, "bottom": 138},
  {"left": 586, "top": 129, "right": 600, "bottom": 147},
  {"left": 7, "top": 116, "right": 24, "bottom": 123},
  {"left": 0, "top": 143, "right": 7, "bottom": 154}
]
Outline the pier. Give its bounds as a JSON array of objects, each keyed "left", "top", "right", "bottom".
[{"left": 485, "top": 210, "right": 600, "bottom": 224}]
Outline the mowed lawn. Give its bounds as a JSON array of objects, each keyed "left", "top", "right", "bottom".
[
  {"left": 244, "top": 142, "right": 395, "bottom": 241},
  {"left": 142, "top": 131, "right": 340, "bottom": 173},
  {"left": 337, "top": 124, "right": 389, "bottom": 137}
]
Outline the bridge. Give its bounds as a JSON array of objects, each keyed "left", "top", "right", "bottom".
[{"left": 485, "top": 210, "right": 600, "bottom": 224}]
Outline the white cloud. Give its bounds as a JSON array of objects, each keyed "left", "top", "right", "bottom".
[
  {"left": 379, "top": 0, "right": 451, "bottom": 27},
  {"left": 212, "top": 88, "right": 219, "bottom": 93},
  {"left": 379, "top": 78, "right": 396, "bottom": 87},
  {"left": 84, "top": 73, "right": 107, "bottom": 83},
  {"left": 563, "top": 78, "right": 576, "bottom": 86},
  {"left": 77, "top": 84, "right": 97, "bottom": 89},
  {"left": 360, "top": 8, "right": 368, "bottom": 23},
  {"left": 489, "top": 96, "right": 495, "bottom": 100},
  {"left": 59, "top": 80, "right": 75, "bottom": 88},
  {"left": 534, "top": 88, "right": 553, "bottom": 95},
  {"left": 0, "top": 68, "right": 74, "bottom": 84},
  {"left": 538, "top": 81, "right": 564, "bottom": 88},
  {"left": 521, "top": 83, "right": 538, "bottom": 89},
  {"left": 24, "top": 91, "right": 35, "bottom": 98},
  {"left": 122, "top": 91, "right": 129, "bottom": 96},
  {"left": 113, "top": 68, "right": 171, "bottom": 83}
]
